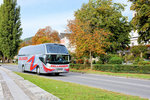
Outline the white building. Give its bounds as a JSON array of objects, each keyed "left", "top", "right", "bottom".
[
  {"left": 129, "top": 12, "right": 139, "bottom": 47},
  {"left": 59, "top": 33, "right": 75, "bottom": 53},
  {"left": 129, "top": 30, "right": 139, "bottom": 46}
]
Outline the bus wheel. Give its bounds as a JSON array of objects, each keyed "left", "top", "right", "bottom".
[
  {"left": 36, "top": 67, "right": 40, "bottom": 75},
  {"left": 22, "top": 65, "right": 25, "bottom": 72},
  {"left": 55, "top": 73, "right": 59, "bottom": 76}
]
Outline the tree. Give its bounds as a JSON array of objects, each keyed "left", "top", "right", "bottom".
[
  {"left": 67, "top": 19, "right": 111, "bottom": 69},
  {"left": 32, "top": 26, "right": 60, "bottom": 45},
  {"left": 74, "top": 0, "right": 132, "bottom": 53},
  {"left": 0, "top": 0, "right": 22, "bottom": 61},
  {"left": 129, "top": 0, "right": 150, "bottom": 43},
  {"left": 130, "top": 44, "right": 147, "bottom": 58},
  {"left": 19, "top": 39, "right": 32, "bottom": 48},
  {"left": 0, "top": 51, "right": 3, "bottom": 61}
]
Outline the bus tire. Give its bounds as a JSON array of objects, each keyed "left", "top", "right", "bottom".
[
  {"left": 55, "top": 73, "right": 59, "bottom": 76},
  {"left": 36, "top": 66, "right": 40, "bottom": 75},
  {"left": 22, "top": 65, "right": 25, "bottom": 72}
]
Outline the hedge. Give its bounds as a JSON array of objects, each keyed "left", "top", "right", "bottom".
[
  {"left": 138, "top": 61, "right": 150, "bottom": 65},
  {"left": 70, "top": 64, "right": 150, "bottom": 74},
  {"left": 70, "top": 64, "right": 90, "bottom": 70}
]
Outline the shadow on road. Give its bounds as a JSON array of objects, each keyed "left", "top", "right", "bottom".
[{"left": 23, "top": 71, "right": 67, "bottom": 77}]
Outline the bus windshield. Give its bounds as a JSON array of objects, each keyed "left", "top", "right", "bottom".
[
  {"left": 46, "top": 44, "right": 68, "bottom": 54},
  {"left": 46, "top": 55, "right": 69, "bottom": 64}
]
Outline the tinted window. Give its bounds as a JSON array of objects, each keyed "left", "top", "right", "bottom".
[
  {"left": 46, "top": 44, "right": 68, "bottom": 54},
  {"left": 46, "top": 55, "right": 69, "bottom": 64}
]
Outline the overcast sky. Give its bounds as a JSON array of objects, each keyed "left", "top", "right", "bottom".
[{"left": 0, "top": 0, "right": 133, "bottom": 39}]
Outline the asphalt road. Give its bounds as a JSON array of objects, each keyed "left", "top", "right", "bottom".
[{"left": 1, "top": 64, "right": 150, "bottom": 99}]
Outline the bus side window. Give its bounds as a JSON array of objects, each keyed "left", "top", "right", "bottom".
[{"left": 39, "top": 57, "right": 45, "bottom": 64}]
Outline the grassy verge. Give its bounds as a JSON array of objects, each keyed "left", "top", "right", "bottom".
[
  {"left": 15, "top": 72, "right": 147, "bottom": 100},
  {"left": 0, "top": 63, "right": 17, "bottom": 65},
  {"left": 70, "top": 69, "right": 150, "bottom": 80}
]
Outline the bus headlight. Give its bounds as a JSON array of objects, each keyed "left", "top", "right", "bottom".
[{"left": 46, "top": 63, "right": 51, "bottom": 68}]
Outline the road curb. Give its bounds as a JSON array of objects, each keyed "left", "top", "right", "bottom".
[{"left": 0, "top": 67, "right": 60, "bottom": 100}]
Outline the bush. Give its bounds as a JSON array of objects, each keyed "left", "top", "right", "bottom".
[
  {"left": 96, "top": 60, "right": 103, "bottom": 64},
  {"left": 138, "top": 61, "right": 150, "bottom": 65},
  {"left": 70, "top": 64, "right": 90, "bottom": 70},
  {"left": 98, "top": 54, "right": 118, "bottom": 64},
  {"left": 108, "top": 57, "right": 123, "bottom": 64},
  {"left": 70, "top": 64, "right": 150, "bottom": 74},
  {"left": 93, "top": 64, "right": 150, "bottom": 74},
  {"left": 92, "top": 60, "right": 96, "bottom": 64},
  {"left": 133, "top": 57, "right": 144, "bottom": 64},
  {"left": 130, "top": 45, "right": 147, "bottom": 58},
  {"left": 99, "top": 54, "right": 111, "bottom": 64},
  {"left": 76, "top": 59, "right": 84, "bottom": 64},
  {"left": 85, "top": 60, "right": 90, "bottom": 64},
  {"left": 123, "top": 55, "right": 134, "bottom": 63}
]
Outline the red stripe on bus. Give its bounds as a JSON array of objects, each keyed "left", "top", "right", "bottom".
[
  {"left": 51, "top": 65, "right": 68, "bottom": 67},
  {"left": 65, "top": 68, "right": 69, "bottom": 72},
  {"left": 27, "top": 56, "right": 38, "bottom": 71},
  {"left": 42, "top": 64, "right": 55, "bottom": 72}
]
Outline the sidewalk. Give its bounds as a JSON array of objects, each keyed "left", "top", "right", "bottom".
[{"left": 0, "top": 67, "right": 60, "bottom": 100}]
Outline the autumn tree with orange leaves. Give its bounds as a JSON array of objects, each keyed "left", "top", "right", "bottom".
[
  {"left": 20, "top": 26, "right": 60, "bottom": 49},
  {"left": 67, "top": 20, "right": 111, "bottom": 69},
  {"left": 32, "top": 26, "right": 60, "bottom": 45}
]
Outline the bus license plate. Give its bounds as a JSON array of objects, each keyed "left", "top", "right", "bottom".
[{"left": 57, "top": 68, "right": 63, "bottom": 72}]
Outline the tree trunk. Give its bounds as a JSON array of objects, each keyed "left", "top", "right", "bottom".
[
  {"left": 10, "top": 59, "right": 13, "bottom": 63},
  {"left": 2, "top": 56, "right": 5, "bottom": 63},
  {"left": 90, "top": 50, "right": 93, "bottom": 70},
  {"left": 5, "top": 58, "right": 9, "bottom": 63},
  {"left": 7, "top": 59, "right": 9, "bottom": 63},
  {"left": 125, "top": 56, "right": 127, "bottom": 64},
  {"left": 84, "top": 57, "right": 86, "bottom": 65},
  {"left": 140, "top": 52, "right": 143, "bottom": 58}
]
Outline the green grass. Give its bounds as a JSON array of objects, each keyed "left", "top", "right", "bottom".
[
  {"left": 0, "top": 63, "right": 17, "bottom": 65},
  {"left": 71, "top": 69, "right": 150, "bottom": 80},
  {"left": 15, "top": 72, "right": 147, "bottom": 100}
]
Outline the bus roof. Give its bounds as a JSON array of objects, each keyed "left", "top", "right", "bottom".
[{"left": 18, "top": 43, "right": 69, "bottom": 55}]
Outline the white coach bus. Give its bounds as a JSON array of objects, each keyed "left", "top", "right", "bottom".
[{"left": 18, "top": 43, "right": 70, "bottom": 75}]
